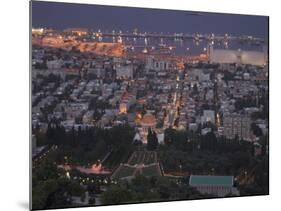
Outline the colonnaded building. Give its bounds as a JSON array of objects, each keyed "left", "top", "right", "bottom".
[
  {"left": 208, "top": 45, "right": 267, "bottom": 66},
  {"left": 189, "top": 175, "right": 239, "bottom": 197}
]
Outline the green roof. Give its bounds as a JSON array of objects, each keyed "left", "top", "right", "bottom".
[{"left": 189, "top": 175, "right": 233, "bottom": 186}]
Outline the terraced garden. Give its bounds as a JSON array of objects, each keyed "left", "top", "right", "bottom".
[
  {"left": 111, "top": 150, "right": 162, "bottom": 180},
  {"left": 111, "top": 165, "right": 135, "bottom": 179},
  {"left": 142, "top": 164, "right": 162, "bottom": 177}
]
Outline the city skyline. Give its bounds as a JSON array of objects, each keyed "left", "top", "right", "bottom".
[{"left": 32, "top": 1, "right": 268, "bottom": 38}]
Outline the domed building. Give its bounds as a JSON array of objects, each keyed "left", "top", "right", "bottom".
[
  {"left": 140, "top": 113, "right": 157, "bottom": 144},
  {"left": 141, "top": 113, "right": 157, "bottom": 128}
]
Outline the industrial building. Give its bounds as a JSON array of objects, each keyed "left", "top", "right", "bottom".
[{"left": 208, "top": 45, "right": 267, "bottom": 66}]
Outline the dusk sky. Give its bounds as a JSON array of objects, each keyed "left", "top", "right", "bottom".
[{"left": 32, "top": 1, "right": 268, "bottom": 39}]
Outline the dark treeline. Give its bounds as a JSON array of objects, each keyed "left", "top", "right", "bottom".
[
  {"left": 102, "top": 175, "right": 213, "bottom": 205},
  {"left": 34, "top": 123, "right": 135, "bottom": 167},
  {"left": 164, "top": 127, "right": 256, "bottom": 154},
  {"left": 160, "top": 127, "right": 268, "bottom": 195},
  {"left": 147, "top": 128, "right": 159, "bottom": 151},
  {"left": 32, "top": 159, "right": 85, "bottom": 210}
]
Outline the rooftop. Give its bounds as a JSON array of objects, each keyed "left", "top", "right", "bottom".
[
  {"left": 141, "top": 113, "right": 157, "bottom": 126},
  {"left": 189, "top": 175, "right": 233, "bottom": 186}
]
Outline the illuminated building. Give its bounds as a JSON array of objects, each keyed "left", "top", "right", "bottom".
[
  {"left": 140, "top": 113, "right": 157, "bottom": 143},
  {"left": 119, "top": 103, "right": 128, "bottom": 114},
  {"left": 119, "top": 92, "right": 136, "bottom": 114},
  {"left": 64, "top": 28, "right": 88, "bottom": 36},
  {"left": 32, "top": 28, "right": 44, "bottom": 35}
]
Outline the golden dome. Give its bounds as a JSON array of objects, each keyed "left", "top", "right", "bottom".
[{"left": 141, "top": 113, "right": 156, "bottom": 126}]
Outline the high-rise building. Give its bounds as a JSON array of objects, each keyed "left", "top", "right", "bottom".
[{"left": 223, "top": 113, "right": 252, "bottom": 141}]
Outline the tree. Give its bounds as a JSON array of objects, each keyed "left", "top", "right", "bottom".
[
  {"left": 147, "top": 128, "right": 153, "bottom": 150},
  {"left": 102, "top": 185, "right": 133, "bottom": 204},
  {"left": 147, "top": 128, "right": 158, "bottom": 150},
  {"left": 251, "top": 123, "right": 263, "bottom": 137},
  {"left": 201, "top": 132, "right": 218, "bottom": 151},
  {"left": 192, "top": 84, "right": 198, "bottom": 95},
  {"left": 88, "top": 197, "right": 96, "bottom": 205},
  {"left": 164, "top": 127, "right": 175, "bottom": 147}
]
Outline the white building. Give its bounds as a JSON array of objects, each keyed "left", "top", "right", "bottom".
[
  {"left": 145, "top": 56, "right": 172, "bottom": 71},
  {"left": 189, "top": 123, "right": 198, "bottom": 132},
  {"left": 190, "top": 69, "right": 210, "bottom": 82},
  {"left": 116, "top": 65, "right": 134, "bottom": 79},
  {"left": 201, "top": 110, "right": 215, "bottom": 124},
  {"left": 243, "top": 72, "right": 250, "bottom": 80},
  {"left": 47, "top": 59, "right": 63, "bottom": 69},
  {"left": 201, "top": 127, "right": 212, "bottom": 135}
]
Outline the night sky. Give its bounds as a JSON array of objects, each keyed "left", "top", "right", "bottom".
[{"left": 31, "top": 1, "right": 268, "bottom": 39}]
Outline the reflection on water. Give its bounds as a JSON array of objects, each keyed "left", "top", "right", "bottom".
[{"left": 93, "top": 36, "right": 265, "bottom": 56}]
